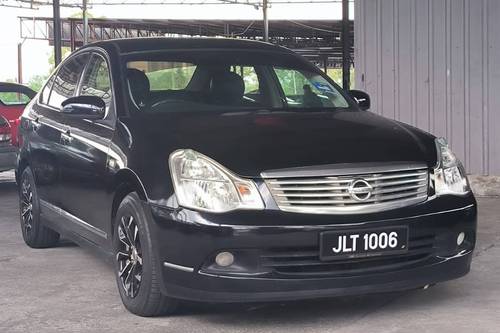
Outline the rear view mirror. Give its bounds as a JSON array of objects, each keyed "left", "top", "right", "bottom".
[
  {"left": 348, "top": 90, "right": 371, "bottom": 111},
  {"left": 61, "top": 96, "right": 105, "bottom": 120}
]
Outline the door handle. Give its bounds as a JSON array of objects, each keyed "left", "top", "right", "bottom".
[
  {"left": 61, "top": 130, "right": 73, "bottom": 145},
  {"left": 32, "top": 117, "right": 41, "bottom": 132}
]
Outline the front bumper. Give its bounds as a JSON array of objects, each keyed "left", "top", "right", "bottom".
[
  {"left": 148, "top": 198, "right": 477, "bottom": 303},
  {"left": 0, "top": 145, "right": 17, "bottom": 172}
]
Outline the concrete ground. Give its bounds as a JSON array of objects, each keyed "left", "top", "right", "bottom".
[{"left": 0, "top": 171, "right": 499, "bottom": 333}]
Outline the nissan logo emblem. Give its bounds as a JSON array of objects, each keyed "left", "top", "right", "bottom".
[{"left": 348, "top": 179, "right": 373, "bottom": 201}]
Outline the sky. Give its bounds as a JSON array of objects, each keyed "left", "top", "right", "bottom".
[{"left": 0, "top": 1, "right": 353, "bottom": 85}]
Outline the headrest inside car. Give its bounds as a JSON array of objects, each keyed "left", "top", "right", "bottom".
[
  {"left": 127, "top": 68, "right": 150, "bottom": 108},
  {"left": 209, "top": 71, "right": 245, "bottom": 105}
]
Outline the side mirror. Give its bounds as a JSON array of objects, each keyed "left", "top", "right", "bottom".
[
  {"left": 348, "top": 90, "right": 371, "bottom": 111},
  {"left": 61, "top": 96, "right": 105, "bottom": 120}
]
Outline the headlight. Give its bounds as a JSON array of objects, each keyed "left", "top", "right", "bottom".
[
  {"left": 169, "top": 149, "right": 265, "bottom": 213},
  {"left": 434, "top": 138, "right": 470, "bottom": 195}
]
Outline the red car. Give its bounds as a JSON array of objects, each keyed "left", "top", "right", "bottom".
[{"left": 0, "top": 82, "right": 36, "bottom": 172}]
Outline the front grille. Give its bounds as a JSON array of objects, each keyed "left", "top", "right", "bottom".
[
  {"left": 264, "top": 165, "right": 429, "bottom": 214},
  {"left": 260, "top": 234, "right": 435, "bottom": 277}
]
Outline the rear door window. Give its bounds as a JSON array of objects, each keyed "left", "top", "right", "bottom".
[
  {"left": 79, "top": 54, "right": 112, "bottom": 109},
  {"left": 48, "top": 53, "right": 90, "bottom": 109},
  {"left": 230, "top": 65, "right": 266, "bottom": 105}
]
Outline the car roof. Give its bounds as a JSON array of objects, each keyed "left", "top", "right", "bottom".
[
  {"left": 0, "top": 82, "right": 36, "bottom": 98},
  {"left": 80, "top": 37, "right": 293, "bottom": 55}
]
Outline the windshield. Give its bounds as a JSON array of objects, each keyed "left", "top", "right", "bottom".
[{"left": 124, "top": 50, "right": 350, "bottom": 113}]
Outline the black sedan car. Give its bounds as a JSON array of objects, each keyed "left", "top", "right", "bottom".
[{"left": 16, "top": 38, "right": 476, "bottom": 317}]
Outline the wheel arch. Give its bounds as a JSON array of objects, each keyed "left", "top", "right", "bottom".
[
  {"left": 16, "top": 157, "right": 29, "bottom": 184},
  {"left": 111, "top": 168, "right": 149, "bottom": 226}
]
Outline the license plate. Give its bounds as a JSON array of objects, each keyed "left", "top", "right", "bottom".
[{"left": 319, "top": 226, "right": 409, "bottom": 260}]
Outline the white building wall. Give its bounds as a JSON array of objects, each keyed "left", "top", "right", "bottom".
[{"left": 355, "top": 0, "right": 500, "bottom": 175}]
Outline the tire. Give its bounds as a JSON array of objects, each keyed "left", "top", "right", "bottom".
[
  {"left": 113, "top": 192, "right": 178, "bottom": 317},
  {"left": 19, "top": 166, "right": 60, "bottom": 248}
]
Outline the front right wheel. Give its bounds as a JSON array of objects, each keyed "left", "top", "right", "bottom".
[{"left": 113, "top": 192, "right": 178, "bottom": 317}]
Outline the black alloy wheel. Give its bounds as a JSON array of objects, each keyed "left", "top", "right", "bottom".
[
  {"left": 19, "top": 167, "right": 60, "bottom": 248},
  {"left": 20, "top": 176, "right": 34, "bottom": 236},
  {"left": 113, "top": 193, "right": 178, "bottom": 316},
  {"left": 116, "top": 215, "right": 143, "bottom": 299}
]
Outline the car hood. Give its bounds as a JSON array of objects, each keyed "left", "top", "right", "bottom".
[{"left": 128, "top": 110, "right": 437, "bottom": 178}]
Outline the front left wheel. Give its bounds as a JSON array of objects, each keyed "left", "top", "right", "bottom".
[{"left": 113, "top": 193, "right": 178, "bottom": 317}]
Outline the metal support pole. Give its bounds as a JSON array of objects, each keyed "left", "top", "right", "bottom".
[
  {"left": 70, "top": 20, "right": 76, "bottom": 51},
  {"left": 53, "top": 0, "right": 62, "bottom": 65},
  {"left": 341, "top": 0, "right": 350, "bottom": 90},
  {"left": 263, "top": 0, "right": 269, "bottom": 42},
  {"left": 17, "top": 43, "right": 23, "bottom": 84},
  {"left": 83, "top": 0, "right": 88, "bottom": 45}
]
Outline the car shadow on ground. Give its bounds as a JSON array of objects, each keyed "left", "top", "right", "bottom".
[
  {"left": 0, "top": 178, "right": 17, "bottom": 193},
  {"left": 172, "top": 283, "right": 461, "bottom": 327}
]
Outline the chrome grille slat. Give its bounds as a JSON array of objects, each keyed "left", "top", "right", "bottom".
[
  {"left": 371, "top": 178, "right": 427, "bottom": 187},
  {"left": 371, "top": 183, "right": 425, "bottom": 195},
  {"left": 269, "top": 170, "right": 427, "bottom": 185},
  {"left": 276, "top": 186, "right": 351, "bottom": 191},
  {"left": 279, "top": 194, "right": 428, "bottom": 206},
  {"left": 360, "top": 172, "right": 427, "bottom": 181},
  {"left": 276, "top": 195, "right": 429, "bottom": 214},
  {"left": 270, "top": 177, "right": 427, "bottom": 189},
  {"left": 268, "top": 179, "right": 352, "bottom": 185},
  {"left": 275, "top": 192, "right": 350, "bottom": 198},
  {"left": 264, "top": 165, "right": 429, "bottom": 214},
  {"left": 274, "top": 183, "right": 425, "bottom": 197},
  {"left": 277, "top": 190, "right": 427, "bottom": 205}
]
